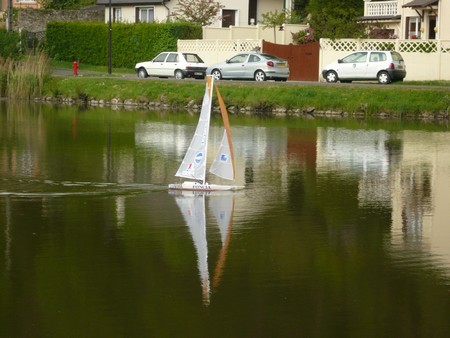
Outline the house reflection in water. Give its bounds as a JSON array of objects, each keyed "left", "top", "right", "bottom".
[{"left": 315, "top": 128, "right": 450, "bottom": 273}]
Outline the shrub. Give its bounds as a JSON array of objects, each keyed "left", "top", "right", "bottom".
[{"left": 45, "top": 22, "right": 202, "bottom": 69}]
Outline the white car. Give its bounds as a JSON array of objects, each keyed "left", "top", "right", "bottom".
[
  {"left": 135, "top": 52, "right": 207, "bottom": 80},
  {"left": 322, "top": 51, "right": 406, "bottom": 84}
]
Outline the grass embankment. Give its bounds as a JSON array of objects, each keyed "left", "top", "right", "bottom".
[{"left": 43, "top": 75, "right": 450, "bottom": 117}]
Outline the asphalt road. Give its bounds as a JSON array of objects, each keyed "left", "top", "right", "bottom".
[{"left": 52, "top": 68, "right": 450, "bottom": 90}]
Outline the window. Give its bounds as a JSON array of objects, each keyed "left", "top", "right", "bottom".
[
  {"left": 342, "top": 52, "right": 367, "bottom": 63},
  {"left": 406, "top": 17, "right": 421, "bottom": 39},
  {"left": 370, "top": 52, "right": 386, "bottom": 62},
  {"left": 166, "top": 53, "right": 178, "bottom": 62},
  {"left": 249, "top": 55, "right": 261, "bottom": 62},
  {"left": 154, "top": 53, "right": 168, "bottom": 62},
  {"left": 222, "top": 9, "right": 236, "bottom": 27},
  {"left": 183, "top": 53, "right": 204, "bottom": 63},
  {"left": 138, "top": 7, "right": 154, "bottom": 23},
  {"left": 113, "top": 8, "right": 122, "bottom": 23},
  {"left": 228, "top": 54, "right": 248, "bottom": 63}
]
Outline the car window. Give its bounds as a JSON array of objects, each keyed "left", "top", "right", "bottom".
[
  {"left": 391, "top": 52, "right": 404, "bottom": 62},
  {"left": 229, "top": 54, "right": 248, "bottom": 63},
  {"left": 260, "top": 53, "right": 282, "bottom": 61},
  {"left": 249, "top": 55, "right": 261, "bottom": 63},
  {"left": 166, "top": 53, "right": 178, "bottom": 62},
  {"left": 369, "top": 52, "right": 386, "bottom": 62},
  {"left": 342, "top": 52, "right": 368, "bottom": 63},
  {"left": 183, "top": 53, "right": 204, "bottom": 63},
  {"left": 154, "top": 53, "right": 168, "bottom": 62}
]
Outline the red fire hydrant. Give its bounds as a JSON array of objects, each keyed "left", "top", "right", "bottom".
[{"left": 73, "top": 60, "right": 79, "bottom": 76}]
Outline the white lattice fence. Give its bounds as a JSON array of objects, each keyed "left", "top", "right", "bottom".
[{"left": 178, "top": 39, "right": 263, "bottom": 65}]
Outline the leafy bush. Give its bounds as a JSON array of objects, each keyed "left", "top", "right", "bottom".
[
  {"left": 45, "top": 22, "right": 202, "bottom": 69},
  {"left": 0, "top": 29, "right": 22, "bottom": 59}
]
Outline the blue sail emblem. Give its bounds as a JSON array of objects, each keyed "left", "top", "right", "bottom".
[
  {"left": 220, "top": 153, "right": 228, "bottom": 162},
  {"left": 195, "top": 152, "right": 204, "bottom": 165}
]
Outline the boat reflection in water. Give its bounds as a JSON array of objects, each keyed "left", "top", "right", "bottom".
[{"left": 171, "top": 190, "right": 235, "bottom": 306}]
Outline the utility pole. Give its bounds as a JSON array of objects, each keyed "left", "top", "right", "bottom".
[
  {"left": 6, "top": 0, "right": 13, "bottom": 32},
  {"left": 108, "top": 0, "right": 112, "bottom": 74}
]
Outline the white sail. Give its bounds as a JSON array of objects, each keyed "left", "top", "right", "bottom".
[
  {"left": 174, "top": 76, "right": 213, "bottom": 183},
  {"left": 174, "top": 193, "right": 211, "bottom": 305},
  {"left": 209, "top": 85, "right": 236, "bottom": 181},
  {"left": 169, "top": 75, "right": 244, "bottom": 191}
]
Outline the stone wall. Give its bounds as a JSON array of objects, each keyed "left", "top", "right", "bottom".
[{"left": 17, "top": 7, "right": 104, "bottom": 33}]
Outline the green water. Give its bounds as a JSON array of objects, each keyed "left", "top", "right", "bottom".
[{"left": 1, "top": 102, "right": 449, "bottom": 337}]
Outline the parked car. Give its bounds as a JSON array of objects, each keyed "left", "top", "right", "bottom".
[
  {"left": 322, "top": 51, "right": 406, "bottom": 84},
  {"left": 135, "top": 52, "right": 207, "bottom": 79},
  {"left": 206, "top": 53, "right": 290, "bottom": 82}
]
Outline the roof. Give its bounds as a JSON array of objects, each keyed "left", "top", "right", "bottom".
[
  {"left": 402, "top": 0, "right": 438, "bottom": 8},
  {"left": 358, "top": 15, "right": 401, "bottom": 22},
  {"left": 96, "top": 0, "right": 164, "bottom": 5}
]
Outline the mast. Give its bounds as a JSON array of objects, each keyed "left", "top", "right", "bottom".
[{"left": 202, "top": 76, "right": 214, "bottom": 185}]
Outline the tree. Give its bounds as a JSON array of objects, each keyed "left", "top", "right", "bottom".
[
  {"left": 259, "top": 10, "right": 286, "bottom": 43},
  {"left": 172, "top": 0, "right": 224, "bottom": 27},
  {"left": 307, "top": 0, "right": 365, "bottom": 39}
]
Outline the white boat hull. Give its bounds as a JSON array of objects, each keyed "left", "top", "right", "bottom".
[{"left": 168, "top": 181, "right": 244, "bottom": 191}]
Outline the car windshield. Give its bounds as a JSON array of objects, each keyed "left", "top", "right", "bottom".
[{"left": 183, "top": 53, "right": 204, "bottom": 63}]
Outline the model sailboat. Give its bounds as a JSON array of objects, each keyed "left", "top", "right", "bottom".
[{"left": 168, "top": 75, "right": 244, "bottom": 191}]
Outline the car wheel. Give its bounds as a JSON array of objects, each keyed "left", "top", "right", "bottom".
[
  {"left": 325, "top": 71, "right": 338, "bottom": 83},
  {"left": 377, "top": 71, "right": 391, "bottom": 84},
  {"left": 137, "top": 68, "right": 148, "bottom": 78},
  {"left": 254, "top": 70, "right": 266, "bottom": 81},
  {"left": 175, "top": 70, "right": 184, "bottom": 80},
  {"left": 212, "top": 69, "right": 222, "bottom": 80}
]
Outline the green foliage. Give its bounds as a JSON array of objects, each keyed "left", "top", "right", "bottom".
[
  {"left": 259, "top": 10, "right": 286, "bottom": 43},
  {"left": 307, "top": 0, "right": 365, "bottom": 39},
  {"left": 292, "top": 27, "right": 316, "bottom": 45},
  {"left": 172, "top": 0, "right": 224, "bottom": 26},
  {"left": 40, "top": 0, "right": 96, "bottom": 10},
  {"left": 0, "top": 29, "right": 22, "bottom": 59},
  {"left": 45, "top": 22, "right": 202, "bottom": 69}
]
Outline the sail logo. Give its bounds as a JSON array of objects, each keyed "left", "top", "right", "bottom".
[
  {"left": 195, "top": 152, "right": 203, "bottom": 165},
  {"left": 220, "top": 154, "right": 228, "bottom": 162}
]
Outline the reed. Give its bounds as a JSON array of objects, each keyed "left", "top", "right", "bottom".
[{"left": 0, "top": 51, "right": 50, "bottom": 100}]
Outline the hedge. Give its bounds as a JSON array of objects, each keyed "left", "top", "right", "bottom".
[
  {"left": 0, "top": 29, "right": 22, "bottom": 59},
  {"left": 45, "top": 21, "right": 202, "bottom": 69}
]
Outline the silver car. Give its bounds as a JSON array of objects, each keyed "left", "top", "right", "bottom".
[
  {"left": 206, "top": 53, "right": 290, "bottom": 81},
  {"left": 135, "top": 52, "right": 207, "bottom": 80}
]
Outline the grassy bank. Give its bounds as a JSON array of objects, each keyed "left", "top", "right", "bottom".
[{"left": 42, "top": 75, "right": 450, "bottom": 117}]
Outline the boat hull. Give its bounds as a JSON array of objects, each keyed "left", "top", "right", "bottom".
[{"left": 168, "top": 181, "right": 244, "bottom": 191}]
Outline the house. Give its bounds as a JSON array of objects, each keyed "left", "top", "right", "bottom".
[
  {"left": 358, "top": 0, "right": 449, "bottom": 40},
  {"left": 0, "top": 0, "right": 39, "bottom": 13},
  {"left": 95, "top": 0, "right": 290, "bottom": 28}
]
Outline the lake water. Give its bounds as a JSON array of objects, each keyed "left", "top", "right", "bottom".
[{"left": 1, "top": 102, "right": 450, "bottom": 337}]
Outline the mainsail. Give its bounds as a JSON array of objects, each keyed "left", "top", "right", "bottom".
[{"left": 174, "top": 76, "right": 213, "bottom": 183}]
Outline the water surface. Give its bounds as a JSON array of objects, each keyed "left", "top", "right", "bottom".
[{"left": 1, "top": 102, "right": 450, "bottom": 337}]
